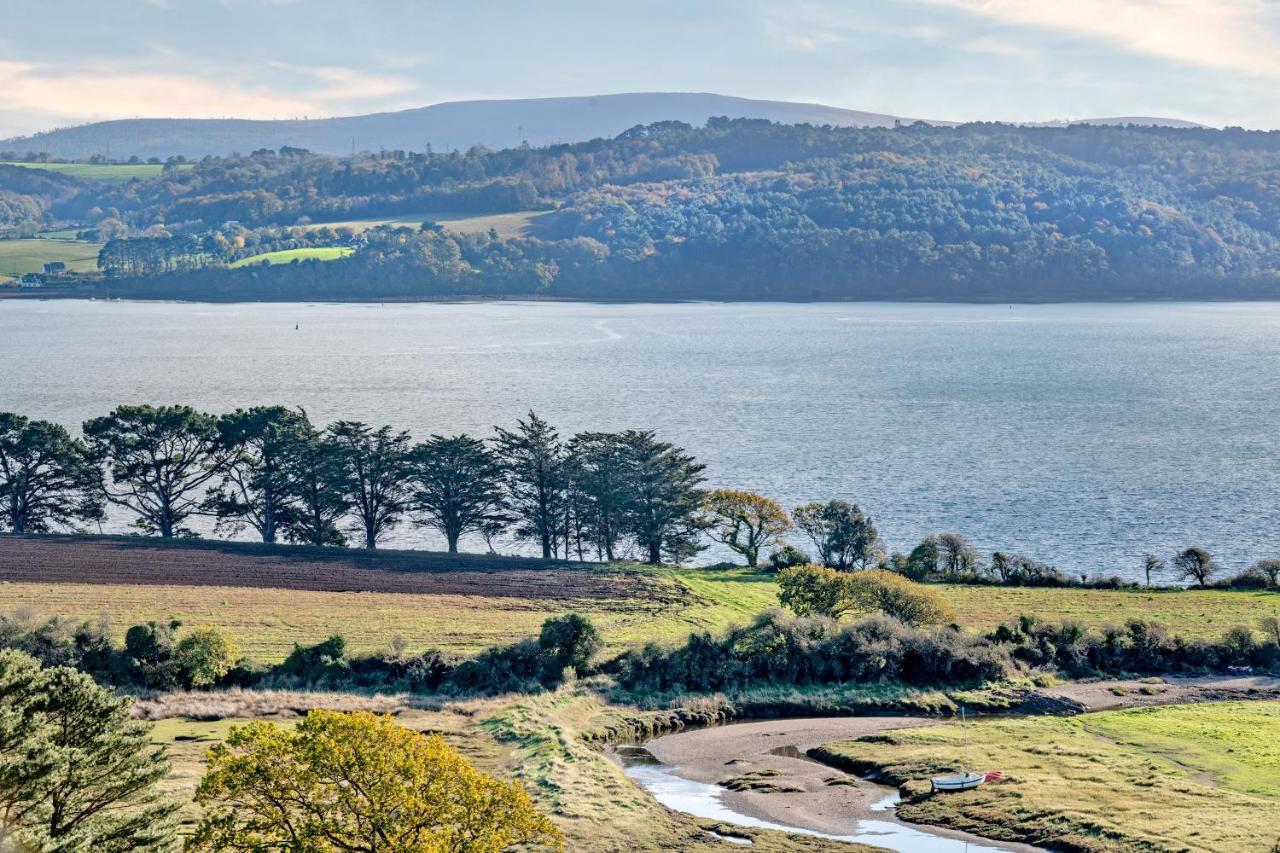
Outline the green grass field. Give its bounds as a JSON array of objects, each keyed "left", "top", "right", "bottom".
[
  {"left": 818, "top": 701, "right": 1280, "bottom": 851},
  {"left": 1, "top": 554, "right": 1274, "bottom": 662},
  {"left": 229, "top": 246, "right": 354, "bottom": 268},
  {"left": 1, "top": 161, "right": 192, "bottom": 182},
  {"left": 0, "top": 237, "right": 102, "bottom": 278},
  {"left": 300, "top": 209, "right": 549, "bottom": 238}
]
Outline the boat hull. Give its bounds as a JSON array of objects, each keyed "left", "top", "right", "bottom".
[{"left": 930, "top": 772, "right": 986, "bottom": 792}]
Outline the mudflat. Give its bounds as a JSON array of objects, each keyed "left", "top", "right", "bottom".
[{"left": 643, "top": 717, "right": 1042, "bottom": 852}]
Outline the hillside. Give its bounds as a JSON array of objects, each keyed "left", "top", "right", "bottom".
[
  {"left": 5, "top": 119, "right": 1280, "bottom": 301},
  {"left": 0, "top": 92, "right": 929, "bottom": 160}
]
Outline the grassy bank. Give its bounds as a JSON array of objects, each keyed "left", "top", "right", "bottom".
[
  {"left": 148, "top": 687, "right": 876, "bottom": 851},
  {"left": 813, "top": 700, "right": 1280, "bottom": 852}
]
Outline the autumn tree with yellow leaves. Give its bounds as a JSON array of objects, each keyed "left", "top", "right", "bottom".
[
  {"left": 187, "top": 709, "right": 563, "bottom": 852},
  {"left": 703, "top": 488, "right": 792, "bottom": 567}
]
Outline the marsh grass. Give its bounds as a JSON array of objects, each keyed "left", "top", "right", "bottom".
[{"left": 815, "top": 700, "right": 1280, "bottom": 852}]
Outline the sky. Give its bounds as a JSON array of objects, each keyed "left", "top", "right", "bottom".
[{"left": 2, "top": 0, "right": 1280, "bottom": 138}]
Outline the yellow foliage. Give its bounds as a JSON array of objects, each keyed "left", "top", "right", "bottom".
[
  {"left": 778, "top": 564, "right": 955, "bottom": 626},
  {"left": 704, "top": 488, "right": 792, "bottom": 567},
  {"left": 187, "top": 709, "right": 563, "bottom": 852}
]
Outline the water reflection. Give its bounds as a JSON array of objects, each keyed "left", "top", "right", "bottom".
[{"left": 617, "top": 745, "right": 1024, "bottom": 853}]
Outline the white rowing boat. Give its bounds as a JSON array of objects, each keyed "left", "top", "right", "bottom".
[{"left": 930, "top": 771, "right": 988, "bottom": 792}]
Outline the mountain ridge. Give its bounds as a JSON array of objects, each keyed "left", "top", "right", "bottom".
[{"left": 0, "top": 92, "right": 1204, "bottom": 160}]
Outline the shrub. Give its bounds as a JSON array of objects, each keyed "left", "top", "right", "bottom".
[
  {"left": 1223, "top": 567, "right": 1273, "bottom": 590},
  {"left": 778, "top": 564, "right": 954, "bottom": 626},
  {"left": 988, "top": 615, "right": 1280, "bottom": 677},
  {"left": 768, "top": 543, "right": 811, "bottom": 571},
  {"left": 174, "top": 627, "right": 241, "bottom": 687},
  {"left": 778, "top": 564, "right": 850, "bottom": 618},
  {"left": 846, "top": 570, "right": 956, "bottom": 626},
  {"left": 615, "top": 610, "right": 1009, "bottom": 694},
  {"left": 277, "top": 635, "right": 350, "bottom": 684},
  {"left": 538, "top": 613, "right": 602, "bottom": 675}
]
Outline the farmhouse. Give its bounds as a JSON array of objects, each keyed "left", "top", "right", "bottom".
[
  {"left": 18, "top": 273, "right": 44, "bottom": 288},
  {"left": 42, "top": 261, "right": 66, "bottom": 274}
]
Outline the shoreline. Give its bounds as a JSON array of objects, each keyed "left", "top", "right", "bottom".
[
  {"left": 635, "top": 716, "right": 1042, "bottom": 852},
  {"left": 624, "top": 676, "right": 1280, "bottom": 850},
  {"left": 6, "top": 289, "right": 1280, "bottom": 306}
]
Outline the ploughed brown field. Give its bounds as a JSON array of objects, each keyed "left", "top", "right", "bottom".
[
  {"left": 0, "top": 534, "right": 671, "bottom": 600},
  {"left": 0, "top": 534, "right": 714, "bottom": 658}
]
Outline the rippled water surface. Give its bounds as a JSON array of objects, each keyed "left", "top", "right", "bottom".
[{"left": 3, "top": 298, "right": 1278, "bottom": 577}]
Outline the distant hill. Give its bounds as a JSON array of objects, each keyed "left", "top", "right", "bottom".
[
  {"left": 1030, "top": 116, "right": 1207, "bottom": 129},
  {"left": 0, "top": 92, "right": 939, "bottom": 160}
]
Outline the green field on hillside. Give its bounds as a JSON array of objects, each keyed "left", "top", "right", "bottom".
[
  {"left": 1, "top": 161, "right": 192, "bottom": 182},
  {"left": 229, "top": 246, "right": 354, "bottom": 268},
  {"left": 301, "top": 209, "right": 548, "bottom": 238},
  {"left": 819, "top": 701, "right": 1280, "bottom": 851},
  {"left": 0, "top": 237, "right": 102, "bottom": 279}
]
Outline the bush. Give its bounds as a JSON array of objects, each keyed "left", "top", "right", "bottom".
[
  {"left": 846, "top": 570, "right": 956, "bottom": 626},
  {"left": 779, "top": 564, "right": 954, "bottom": 626},
  {"left": 174, "top": 627, "right": 241, "bottom": 687},
  {"left": 538, "top": 613, "right": 602, "bottom": 675},
  {"left": 768, "top": 544, "right": 811, "bottom": 571},
  {"left": 1222, "top": 567, "right": 1273, "bottom": 590},
  {"left": 615, "top": 610, "right": 1009, "bottom": 694},
  {"left": 989, "top": 615, "right": 1280, "bottom": 677}
]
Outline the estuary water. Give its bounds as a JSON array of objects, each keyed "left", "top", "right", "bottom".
[{"left": 2, "top": 298, "right": 1278, "bottom": 579}]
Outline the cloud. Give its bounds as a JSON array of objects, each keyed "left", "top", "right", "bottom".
[
  {"left": 765, "top": 18, "right": 844, "bottom": 52},
  {"left": 919, "top": 0, "right": 1280, "bottom": 77},
  {"left": 0, "top": 59, "right": 417, "bottom": 131}
]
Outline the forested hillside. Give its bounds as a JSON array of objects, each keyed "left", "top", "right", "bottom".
[{"left": 5, "top": 118, "right": 1280, "bottom": 300}]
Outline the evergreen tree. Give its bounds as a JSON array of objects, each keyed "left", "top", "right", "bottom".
[
  {"left": 0, "top": 649, "right": 179, "bottom": 851},
  {"left": 207, "top": 406, "right": 311, "bottom": 543},
  {"left": 82, "top": 405, "right": 232, "bottom": 537},
  {"left": 0, "top": 413, "right": 104, "bottom": 534},
  {"left": 494, "top": 412, "right": 566, "bottom": 559},
  {"left": 327, "top": 421, "right": 413, "bottom": 549},
  {"left": 617, "top": 430, "right": 705, "bottom": 565},
  {"left": 410, "top": 434, "right": 508, "bottom": 553}
]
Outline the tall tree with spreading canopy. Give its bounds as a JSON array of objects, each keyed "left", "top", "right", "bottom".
[
  {"left": 281, "top": 424, "right": 350, "bottom": 547},
  {"left": 494, "top": 411, "right": 565, "bottom": 559},
  {"left": 0, "top": 413, "right": 104, "bottom": 534},
  {"left": 188, "top": 710, "right": 563, "bottom": 852},
  {"left": 1175, "top": 546, "right": 1217, "bottom": 587},
  {"left": 82, "top": 404, "right": 232, "bottom": 537},
  {"left": 618, "top": 429, "right": 705, "bottom": 565},
  {"left": 792, "top": 500, "right": 883, "bottom": 570},
  {"left": 704, "top": 488, "right": 791, "bottom": 567},
  {"left": 0, "top": 649, "right": 179, "bottom": 851},
  {"left": 327, "top": 421, "right": 413, "bottom": 549},
  {"left": 564, "top": 432, "right": 630, "bottom": 561},
  {"left": 410, "top": 434, "right": 508, "bottom": 553},
  {"left": 207, "top": 406, "right": 311, "bottom": 543}
]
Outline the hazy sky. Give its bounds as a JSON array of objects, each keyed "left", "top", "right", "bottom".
[{"left": 3, "top": 0, "right": 1280, "bottom": 138}]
